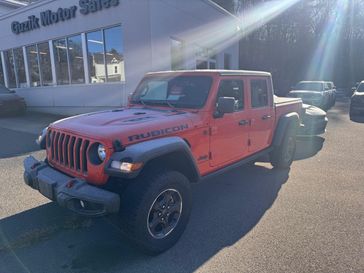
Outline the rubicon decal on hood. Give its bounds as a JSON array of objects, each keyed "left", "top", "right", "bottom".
[{"left": 128, "top": 124, "right": 189, "bottom": 142}]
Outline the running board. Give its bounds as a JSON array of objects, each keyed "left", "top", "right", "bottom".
[{"left": 200, "top": 147, "right": 273, "bottom": 182}]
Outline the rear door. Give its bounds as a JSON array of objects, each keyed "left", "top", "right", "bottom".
[
  {"left": 247, "top": 77, "right": 275, "bottom": 153},
  {"left": 209, "top": 77, "right": 250, "bottom": 167}
]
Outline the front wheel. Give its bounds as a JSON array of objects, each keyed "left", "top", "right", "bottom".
[
  {"left": 270, "top": 125, "right": 297, "bottom": 169},
  {"left": 118, "top": 169, "right": 192, "bottom": 255}
]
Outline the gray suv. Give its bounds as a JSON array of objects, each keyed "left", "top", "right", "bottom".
[{"left": 288, "top": 81, "right": 335, "bottom": 110}]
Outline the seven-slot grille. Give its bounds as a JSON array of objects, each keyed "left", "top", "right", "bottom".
[{"left": 47, "top": 130, "right": 91, "bottom": 174}]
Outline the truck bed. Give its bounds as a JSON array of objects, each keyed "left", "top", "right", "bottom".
[
  {"left": 274, "top": 96, "right": 302, "bottom": 105},
  {"left": 274, "top": 96, "right": 302, "bottom": 124}
]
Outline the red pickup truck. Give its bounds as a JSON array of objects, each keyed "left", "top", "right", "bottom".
[{"left": 24, "top": 70, "right": 302, "bottom": 254}]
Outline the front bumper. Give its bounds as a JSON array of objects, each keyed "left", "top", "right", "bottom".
[
  {"left": 299, "top": 117, "right": 328, "bottom": 136},
  {"left": 23, "top": 156, "right": 120, "bottom": 217}
]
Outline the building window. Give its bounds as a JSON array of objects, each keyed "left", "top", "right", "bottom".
[
  {"left": 251, "top": 79, "right": 269, "bottom": 108},
  {"left": 53, "top": 38, "right": 69, "bottom": 85},
  {"left": 196, "top": 58, "right": 216, "bottom": 69},
  {"left": 14, "top": 48, "right": 27, "bottom": 88},
  {"left": 171, "top": 39, "right": 184, "bottom": 70},
  {"left": 68, "top": 35, "right": 85, "bottom": 84},
  {"left": 87, "top": 30, "right": 105, "bottom": 83},
  {"left": 4, "top": 50, "right": 17, "bottom": 88},
  {"left": 26, "top": 45, "right": 41, "bottom": 87},
  {"left": 196, "top": 60, "right": 208, "bottom": 69},
  {"left": 38, "top": 42, "right": 52, "bottom": 86},
  {"left": 104, "top": 25, "right": 125, "bottom": 82},
  {"left": 196, "top": 47, "right": 216, "bottom": 70},
  {"left": 4, "top": 48, "right": 27, "bottom": 88},
  {"left": 27, "top": 43, "right": 53, "bottom": 87},
  {"left": 224, "top": 53, "right": 231, "bottom": 69},
  {"left": 0, "top": 55, "right": 4, "bottom": 86},
  {"left": 209, "top": 55, "right": 217, "bottom": 69},
  {"left": 87, "top": 25, "right": 125, "bottom": 84}
]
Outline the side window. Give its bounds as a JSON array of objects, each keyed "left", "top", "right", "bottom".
[
  {"left": 251, "top": 79, "right": 269, "bottom": 108},
  {"left": 217, "top": 80, "right": 244, "bottom": 111}
]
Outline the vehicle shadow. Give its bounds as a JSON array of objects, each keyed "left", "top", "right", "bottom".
[
  {"left": 294, "top": 136, "right": 325, "bottom": 161},
  {"left": 0, "top": 128, "right": 39, "bottom": 159},
  {"left": 0, "top": 165, "right": 289, "bottom": 273}
]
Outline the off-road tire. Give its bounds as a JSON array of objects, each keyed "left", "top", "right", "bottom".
[
  {"left": 270, "top": 125, "right": 297, "bottom": 169},
  {"left": 118, "top": 169, "right": 192, "bottom": 255}
]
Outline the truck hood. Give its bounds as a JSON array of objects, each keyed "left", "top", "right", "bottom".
[
  {"left": 289, "top": 90, "right": 323, "bottom": 95},
  {"left": 50, "top": 107, "right": 197, "bottom": 145}
]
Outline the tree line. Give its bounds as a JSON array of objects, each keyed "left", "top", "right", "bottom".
[{"left": 213, "top": 0, "right": 364, "bottom": 94}]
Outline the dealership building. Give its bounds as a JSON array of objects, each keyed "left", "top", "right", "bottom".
[{"left": 0, "top": 0, "right": 240, "bottom": 115}]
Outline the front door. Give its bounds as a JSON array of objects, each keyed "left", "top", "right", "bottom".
[
  {"left": 210, "top": 78, "right": 250, "bottom": 167},
  {"left": 247, "top": 77, "right": 274, "bottom": 153}
]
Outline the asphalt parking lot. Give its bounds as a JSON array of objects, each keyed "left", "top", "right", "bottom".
[{"left": 0, "top": 99, "right": 363, "bottom": 273}]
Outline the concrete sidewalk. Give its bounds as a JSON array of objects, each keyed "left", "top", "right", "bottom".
[{"left": 0, "top": 112, "right": 66, "bottom": 135}]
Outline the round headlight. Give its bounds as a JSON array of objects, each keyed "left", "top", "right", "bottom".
[
  {"left": 36, "top": 127, "right": 48, "bottom": 149},
  {"left": 97, "top": 144, "right": 107, "bottom": 161}
]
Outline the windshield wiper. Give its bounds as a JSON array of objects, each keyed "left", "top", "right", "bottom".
[
  {"left": 164, "top": 100, "right": 178, "bottom": 109},
  {"left": 139, "top": 99, "right": 147, "bottom": 107},
  {"left": 136, "top": 99, "right": 179, "bottom": 110}
]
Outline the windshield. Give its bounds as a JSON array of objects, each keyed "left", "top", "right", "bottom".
[
  {"left": 294, "top": 82, "right": 323, "bottom": 91},
  {"left": 0, "top": 84, "right": 11, "bottom": 94},
  {"left": 131, "top": 76, "right": 213, "bottom": 109},
  {"left": 357, "top": 83, "right": 364, "bottom": 93}
]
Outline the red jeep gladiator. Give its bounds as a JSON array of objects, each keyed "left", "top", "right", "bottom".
[{"left": 24, "top": 70, "right": 302, "bottom": 254}]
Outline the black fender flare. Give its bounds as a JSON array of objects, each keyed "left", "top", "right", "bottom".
[
  {"left": 272, "top": 112, "right": 300, "bottom": 147},
  {"left": 105, "top": 137, "right": 200, "bottom": 182}
]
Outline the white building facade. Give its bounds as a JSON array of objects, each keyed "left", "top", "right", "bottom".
[
  {"left": 0, "top": 0, "right": 27, "bottom": 16},
  {"left": 0, "top": 0, "right": 240, "bottom": 115}
]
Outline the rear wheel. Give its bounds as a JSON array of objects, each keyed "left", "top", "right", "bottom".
[
  {"left": 118, "top": 169, "right": 192, "bottom": 255},
  {"left": 270, "top": 125, "right": 297, "bottom": 168}
]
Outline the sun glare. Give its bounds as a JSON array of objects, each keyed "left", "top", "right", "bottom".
[
  {"left": 128, "top": 0, "right": 302, "bottom": 79},
  {"left": 306, "top": 0, "right": 350, "bottom": 81}
]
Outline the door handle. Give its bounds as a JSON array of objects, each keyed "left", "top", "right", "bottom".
[
  {"left": 262, "top": 115, "right": 272, "bottom": 120},
  {"left": 239, "top": 120, "right": 249, "bottom": 126}
]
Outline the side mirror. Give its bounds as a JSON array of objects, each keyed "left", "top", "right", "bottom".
[{"left": 215, "top": 97, "right": 235, "bottom": 117}]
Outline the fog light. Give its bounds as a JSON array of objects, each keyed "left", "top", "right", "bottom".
[
  {"left": 111, "top": 161, "right": 143, "bottom": 173},
  {"left": 80, "top": 200, "right": 85, "bottom": 209}
]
